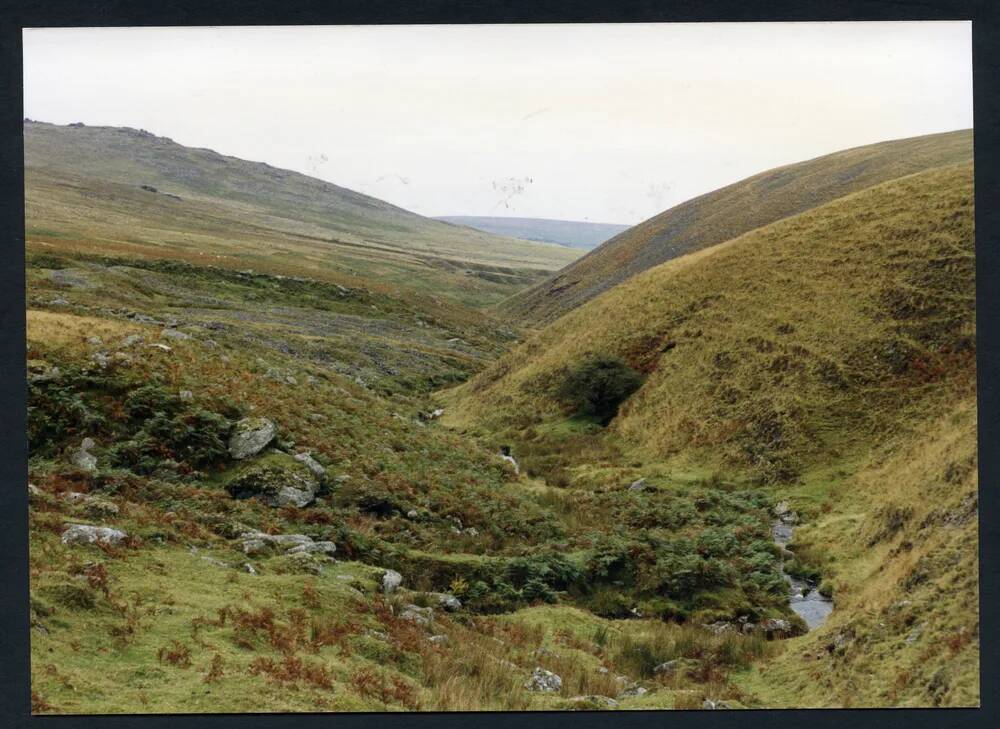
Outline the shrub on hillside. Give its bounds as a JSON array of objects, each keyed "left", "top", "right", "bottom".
[{"left": 555, "top": 356, "right": 644, "bottom": 424}]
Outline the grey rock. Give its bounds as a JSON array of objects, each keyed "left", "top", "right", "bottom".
[
  {"left": 428, "top": 634, "right": 449, "bottom": 645},
  {"left": 83, "top": 499, "right": 119, "bottom": 519},
  {"left": 569, "top": 695, "right": 619, "bottom": 708},
  {"left": 406, "top": 509, "right": 419, "bottom": 519},
  {"left": 760, "top": 618, "right": 791, "bottom": 634},
  {"left": 71, "top": 439, "right": 98, "bottom": 472},
  {"left": 618, "top": 685, "right": 648, "bottom": 698},
  {"left": 629, "top": 478, "right": 647, "bottom": 492},
  {"left": 179, "top": 390, "right": 194, "bottom": 402},
  {"left": 287, "top": 551, "right": 324, "bottom": 575},
  {"left": 703, "top": 621, "right": 735, "bottom": 635},
  {"left": 239, "top": 531, "right": 334, "bottom": 557},
  {"left": 228, "top": 417, "right": 276, "bottom": 459},
  {"left": 161, "top": 328, "right": 191, "bottom": 341},
  {"left": 293, "top": 451, "right": 326, "bottom": 478},
  {"left": 524, "top": 667, "right": 562, "bottom": 693},
  {"left": 399, "top": 604, "right": 433, "bottom": 626},
  {"left": 86, "top": 336, "right": 103, "bottom": 346},
  {"left": 702, "top": 699, "right": 733, "bottom": 710},
  {"left": 27, "top": 360, "right": 60, "bottom": 383},
  {"left": 382, "top": 569, "right": 403, "bottom": 595},
  {"left": 429, "top": 592, "right": 462, "bottom": 611},
  {"left": 61, "top": 523, "right": 127, "bottom": 546},
  {"left": 119, "top": 334, "right": 144, "bottom": 348}
]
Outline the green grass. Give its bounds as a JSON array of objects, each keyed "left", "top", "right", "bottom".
[{"left": 26, "top": 126, "right": 978, "bottom": 711}]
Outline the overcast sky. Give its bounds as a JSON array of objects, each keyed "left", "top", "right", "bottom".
[{"left": 24, "top": 23, "right": 972, "bottom": 224}]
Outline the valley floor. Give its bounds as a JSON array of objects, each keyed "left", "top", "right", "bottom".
[{"left": 26, "top": 242, "right": 978, "bottom": 712}]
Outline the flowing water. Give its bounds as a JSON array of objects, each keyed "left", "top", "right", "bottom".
[{"left": 772, "top": 517, "right": 833, "bottom": 630}]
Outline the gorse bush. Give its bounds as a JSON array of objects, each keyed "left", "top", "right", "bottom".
[{"left": 555, "top": 356, "right": 644, "bottom": 424}]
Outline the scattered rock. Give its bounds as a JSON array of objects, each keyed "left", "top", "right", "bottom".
[
  {"left": 569, "top": 695, "right": 619, "bottom": 709},
  {"left": 287, "top": 551, "right": 325, "bottom": 575},
  {"left": 905, "top": 624, "right": 924, "bottom": 645},
  {"left": 179, "top": 390, "right": 194, "bottom": 402},
  {"left": 428, "top": 592, "right": 462, "bottom": 611},
  {"left": 702, "top": 699, "right": 733, "bottom": 710},
  {"left": 406, "top": 509, "right": 419, "bottom": 519},
  {"left": 399, "top": 604, "right": 433, "bottom": 626},
  {"left": 428, "top": 634, "right": 449, "bottom": 645},
  {"left": 628, "top": 478, "right": 647, "bottom": 492},
  {"left": 653, "top": 659, "right": 693, "bottom": 676},
  {"left": 293, "top": 451, "right": 326, "bottom": 478},
  {"left": 238, "top": 531, "right": 336, "bottom": 558},
  {"left": 86, "top": 336, "right": 103, "bottom": 346},
  {"left": 83, "top": 499, "right": 119, "bottom": 519},
  {"left": 70, "top": 438, "right": 98, "bottom": 472},
  {"left": 703, "top": 621, "right": 735, "bottom": 635},
  {"left": 226, "top": 454, "right": 318, "bottom": 508},
  {"left": 27, "top": 359, "right": 60, "bottom": 383},
  {"left": 773, "top": 500, "right": 791, "bottom": 517},
  {"left": 382, "top": 569, "right": 403, "bottom": 594},
  {"left": 119, "top": 334, "right": 144, "bottom": 348},
  {"left": 161, "top": 328, "right": 191, "bottom": 341},
  {"left": 228, "top": 417, "right": 277, "bottom": 459},
  {"left": 61, "top": 523, "right": 128, "bottom": 546},
  {"left": 618, "top": 685, "right": 647, "bottom": 698},
  {"left": 524, "top": 667, "right": 562, "bottom": 692},
  {"left": 760, "top": 618, "right": 792, "bottom": 635}
]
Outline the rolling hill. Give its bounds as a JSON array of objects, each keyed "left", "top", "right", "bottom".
[
  {"left": 445, "top": 161, "right": 977, "bottom": 705},
  {"left": 23, "top": 121, "right": 580, "bottom": 307},
  {"left": 503, "top": 130, "right": 973, "bottom": 324},
  {"left": 434, "top": 216, "right": 630, "bottom": 250}
]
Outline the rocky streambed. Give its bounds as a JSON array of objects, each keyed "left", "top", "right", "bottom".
[{"left": 772, "top": 505, "right": 833, "bottom": 630}]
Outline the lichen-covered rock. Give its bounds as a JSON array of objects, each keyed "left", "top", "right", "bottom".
[
  {"left": 27, "top": 359, "right": 61, "bottom": 383},
  {"left": 61, "top": 523, "right": 127, "bottom": 546},
  {"left": 382, "top": 569, "right": 403, "bottom": 594},
  {"left": 70, "top": 438, "right": 98, "bottom": 472},
  {"left": 427, "top": 592, "right": 462, "bottom": 611},
  {"left": 293, "top": 451, "right": 326, "bottom": 478},
  {"left": 225, "top": 452, "right": 318, "bottom": 508},
  {"left": 228, "top": 417, "right": 276, "bottom": 459},
  {"left": 238, "top": 531, "right": 336, "bottom": 558},
  {"left": 568, "top": 695, "right": 619, "bottom": 709},
  {"left": 83, "top": 499, "right": 119, "bottom": 519},
  {"left": 524, "top": 667, "right": 562, "bottom": 692},
  {"left": 399, "top": 604, "right": 433, "bottom": 626}
]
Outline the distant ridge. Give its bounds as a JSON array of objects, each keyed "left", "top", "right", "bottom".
[
  {"left": 435, "top": 216, "right": 630, "bottom": 250},
  {"left": 502, "top": 129, "right": 974, "bottom": 324}
]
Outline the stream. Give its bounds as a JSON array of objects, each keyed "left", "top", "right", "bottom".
[{"left": 772, "top": 512, "right": 833, "bottom": 630}]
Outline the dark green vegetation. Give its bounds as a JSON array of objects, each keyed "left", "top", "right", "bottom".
[
  {"left": 504, "top": 130, "right": 973, "bottom": 324},
  {"left": 556, "top": 356, "right": 644, "bottom": 424},
  {"left": 435, "top": 217, "right": 630, "bottom": 251},
  {"left": 27, "top": 125, "right": 977, "bottom": 711}
]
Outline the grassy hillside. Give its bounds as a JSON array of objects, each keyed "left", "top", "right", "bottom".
[
  {"left": 435, "top": 217, "right": 630, "bottom": 250},
  {"left": 443, "top": 162, "right": 977, "bottom": 706},
  {"left": 504, "top": 130, "right": 973, "bottom": 323},
  {"left": 26, "top": 121, "right": 978, "bottom": 711},
  {"left": 24, "top": 121, "right": 579, "bottom": 307},
  {"left": 733, "top": 396, "right": 978, "bottom": 707}
]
